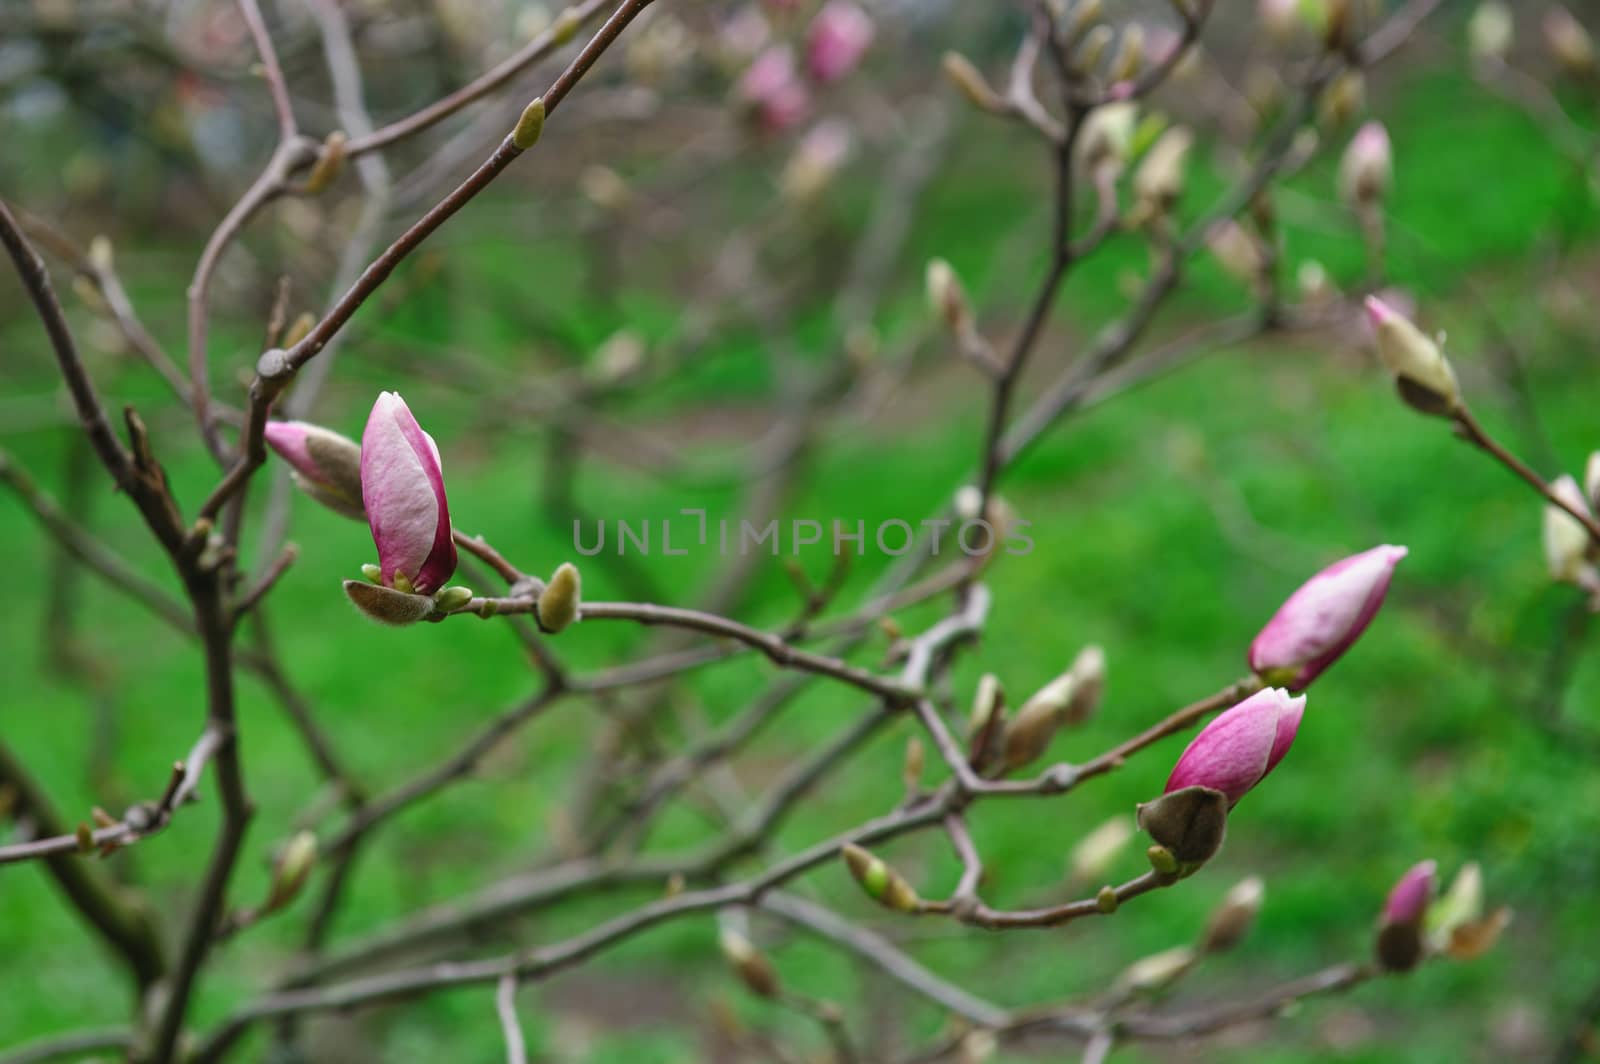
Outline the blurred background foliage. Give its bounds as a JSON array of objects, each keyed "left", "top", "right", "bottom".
[{"left": 2, "top": 0, "right": 1600, "bottom": 1060}]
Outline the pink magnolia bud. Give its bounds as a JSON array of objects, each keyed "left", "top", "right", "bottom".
[
  {"left": 806, "top": 1, "right": 874, "bottom": 84},
  {"left": 1339, "top": 121, "right": 1392, "bottom": 206},
  {"left": 263, "top": 420, "right": 364, "bottom": 519},
  {"left": 1376, "top": 859, "right": 1436, "bottom": 971},
  {"left": 1249, "top": 544, "right": 1408, "bottom": 690},
  {"left": 360, "top": 392, "right": 456, "bottom": 595},
  {"left": 1383, "top": 860, "right": 1437, "bottom": 926},
  {"left": 1164, "top": 687, "right": 1306, "bottom": 806},
  {"left": 738, "top": 45, "right": 810, "bottom": 130}
]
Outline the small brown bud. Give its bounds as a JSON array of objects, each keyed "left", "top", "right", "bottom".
[
  {"left": 719, "top": 928, "right": 780, "bottom": 998},
  {"left": 1069, "top": 815, "right": 1134, "bottom": 884},
  {"left": 264, "top": 831, "right": 318, "bottom": 912},
  {"left": 1117, "top": 945, "right": 1196, "bottom": 993},
  {"left": 1200, "top": 875, "right": 1264, "bottom": 954}
]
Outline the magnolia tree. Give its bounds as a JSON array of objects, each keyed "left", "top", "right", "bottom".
[{"left": 1, "top": 0, "right": 1596, "bottom": 1060}]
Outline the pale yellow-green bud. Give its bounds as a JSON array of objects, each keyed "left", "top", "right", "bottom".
[
  {"left": 1545, "top": 6, "right": 1596, "bottom": 78},
  {"left": 304, "top": 131, "right": 347, "bottom": 194},
  {"left": 942, "top": 51, "right": 1005, "bottom": 112},
  {"left": 718, "top": 928, "right": 780, "bottom": 998},
  {"left": 1365, "top": 297, "right": 1461, "bottom": 415},
  {"left": 1075, "top": 102, "right": 1137, "bottom": 178},
  {"left": 264, "top": 830, "right": 318, "bottom": 912},
  {"left": 842, "top": 843, "right": 921, "bottom": 912},
  {"left": 1318, "top": 70, "right": 1365, "bottom": 127},
  {"left": 580, "top": 165, "right": 632, "bottom": 210},
  {"left": 1109, "top": 25, "right": 1143, "bottom": 83},
  {"left": 926, "top": 258, "right": 971, "bottom": 334},
  {"left": 344, "top": 580, "right": 435, "bottom": 625},
  {"left": 1584, "top": 451, "right": 1600, "bottom": 510},
  {"left": 1095, "top": 885, "right": 1119, "bottom": 913},
  {"left": 1207, "top": 219, "right": 1266, "bottom": 288},
  {"left": 1134, "top": 126, "right": 1193, "bottom": 215},
  {"left": 1468, "top": 2, "right": 1513, "bottom": 62},
  {"left": 434, "top": 586, "right": 475, "bottom": 613},
  {"left": 1077, "top": 24, "right": 1114, "bottom": 71},
  {"left": 538, "top": 562, "right": 581, "bottom": 632},
  {"left": 512, "top": 98, "right": 546, "bottom": 150},
  {"left": 88, "top": 234, "right": 113, "bottom": 273},
  {"left": 1065, "top": 644, "right": 1105, "bottom": 724},
  {"left": 1200, "top": 875, "right": 1264, "bottom": 954},
  {"left": 1117, "top": 945, "right": 1196, "bottom": 993},
  {"left": 1543, "top": 475, "right": 1593, "bottom": 584},
  {"left": 1068, "top": 815, "right": 1134, "bottom": 884},
  {"left": 551, "top": 5, "right": 583, "bottom": 46},
  {"left": 1425, "top": 862, "right": 1481, "bottom": 952},
  {"left": 361, "top": 563, "right": 382, "bottom": 584}
]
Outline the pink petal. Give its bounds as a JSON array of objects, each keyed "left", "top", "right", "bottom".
[
  {"left": 1383, "top": 859, "right": 1436, "bottom": 925},
  {"left": 263, "top": 421, "right": 319, "bottom": 483},
  {"left": 361, "top": 392, "right": 453, "bottom": 591},
  {"left": 1249, "top": 544, "right": 1407, "bottom": 689},
  {"left": 1261, "top": 691, "right": 1306, "bottom": 779},
  {"left": 806, "top": 1, "right": 873, "bottom": 83},
  {"left": 1165, "top": 688, "right": 1284, "bottom": 804}
]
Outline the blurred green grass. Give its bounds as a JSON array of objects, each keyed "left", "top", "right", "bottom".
[{"left": 2, "top": 61, "right": 1599, "bottom": 1062}]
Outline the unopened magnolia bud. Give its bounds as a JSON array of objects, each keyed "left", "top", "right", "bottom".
[
  {"left": 265, "top": 831, "right": 318, "bottom": 912},
  {"left": 1318, "top": 70, "right": 1365, "bottom": 127},
  {"left": 942, "top": 51, "right": 1004, "bottom": 112},
  {"left": 1543, "top": 475, "right": 1593, "bottom": 585},
  {"left": 87, "top": 234, "right": 113, "bottom": 273},
  {"left": 1137, "top": 785, "right": 1229, "bottom": 865},
  {"left": 1075, "top": 102, "right": 1137, "bottom": 179},
  {"left": 967, "top": 673, "right": 1006, "bottom": 769},
  {"left": 1117, "top": 945, "right": 1195, "bottom": 993},
  {"left": 1000, "top": 694, "right": 1059, "bottom": 773},
  {"left": 1201, "top": 875, "right": 1264, "bottom": 954},
  {"left": 1544, "top": 7, "right": 1595, "bottom": 77},
  {"left": 265, "top": 420, "right": 365, "bottom": 520},
  {"left": 926, "top": 258, "right": 971, "bottom": 334},
  {"left": 592, "top": 330, "right": 646, "bottom": 382},
  {"left": 304, "top": 131, "right": 347, "bottom": 194},
  {"left": 902, "top": 736, "right": 924, "bottom": 792},
  {"left": 959, "top": 1030, "right": 998, "bottom": 1064},
  {"left": 1323, "top": 0, "right": 1352, "bottom": 50},
  {"left": 1065, "top": 644, "right": 1105, "bottom": 724},
  {"left": 1207, "top": 219, "right": 1266, "bottom": 288},
  {"left": 1069, "top": 815, "right": 1134, "bottom": 884},
  {"left": 1134, "top": 126, "right": 1193, "bottom": 216},
  {"left": 1259, "top": 0, "right": 1301, "bottom": 44},
  {"left": 1095, "top": 885, "right": 1119, "bottom": 913},
  {"left": 1077, "top": 25, "right": 1114, "bottom": 72},
  {"left": 550, "top": 5, "right": 583, "bottom": 45},
  {"left": 1469, "top": 2, "right": 1513, "bottom": 62},
  {"left": 719, "top": 928, "right": 780, "bottom": 998},
  {"left": 1376, "top": 860, "right": 1436, "bottom": 973},
  {"left": 1109, "top": 25, "right": 1143, "bottom": 83},
  {"left": 344, "top": 579, "right": 435, "bottom": 625},
  {"left": 1365, "top": 297, "right": 1461, "bottom": 415},
  {"left": 1297, "top": 260, "right": 1334, "bottom": 303},
  {"left": 1063, "top": 0, "right": 1104, "bottom": 45},
  {"left": 1339, "top": 121, "right": 1392, "bottom": 207},
  {"left": 842, "top": 843, "right": 920, "bottom": 912},
  {"left": 512, "top": 97, "right": 547, "bottom": 150},
  {"left": 580, "top": 165, "right": 631, "bottom": 210},
  {"left": 434, "top": 586, "right": 475, "bottom": 612},
  {"left": 538, "top": 563, "right": 581, "bottom": 633}
]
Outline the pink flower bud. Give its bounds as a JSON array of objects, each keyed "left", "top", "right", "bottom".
[
  {"left": 738, "top": 45, "right": 810, "bottom": 131},
  {"left": 806, "top": 2, "right": 873, "bottom": 83},
  {"left": 1249, "top": 544, "right": 1408, "bottom": 690},
  {"left": 1339, "top": 120, "right": 1392, "bottom": 206},
  {"left": 1383, "top": 860, "right": 1436, "bottom": 926},
  {"left": 1376, "top": 859, "right": 1436, "bottom": 972},
  {"left": 1164, "top": 687, "right": 1306, "bottom": 806},
  {"left": 263, "top": 420, "right": 364, "bottom": 519},
  {"left": 360, "top": 391, "right": 456, "bottom": 595}
]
